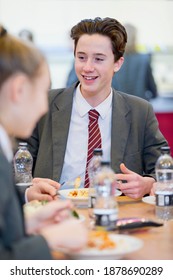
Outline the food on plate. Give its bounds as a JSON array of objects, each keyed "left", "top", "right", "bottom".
[
  {"left": 24, "top": 200, "right": 80, "bottom": 220},
  {"left": 71, "top": 209, "right": 79, "bottom": 219},
  {"left": 74, "top": 176, "right": 81, "bottom": 188},
  {"left": 87, "top": 231, "right": 116, "bottom": 250},
  {"left": 68, "top": 189, "right": 88, "bottom": 198},
  {"left": 23, "top": 200, "right": 46, "bottom": 215}
]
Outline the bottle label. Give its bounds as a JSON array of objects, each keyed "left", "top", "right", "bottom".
[
  {"left": 93, "top": 209, "right": 118, "bottom": 228},
  {"left": 156, "top": 192, "right": 173, "bottom": 206},
  {"left": 156, "top": 169, "right": 173, "bottom": 182}
]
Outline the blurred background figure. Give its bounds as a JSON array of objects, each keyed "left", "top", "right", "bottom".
[
  {"left": 66, "top": 23, "right": 157, "bottom": 101},
  {"left": 18, "top": 28, "right": 34, "bottom": 42},
  {"left": 66, "top": 61, "right": 77, "bottom": 87},
  {"left": 112, "top": 23, "right": 157, "bottom": 101}
]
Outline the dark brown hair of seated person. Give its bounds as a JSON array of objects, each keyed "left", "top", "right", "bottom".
[{"left": 70, "top": 17, "right": 127, "bottom": 62}]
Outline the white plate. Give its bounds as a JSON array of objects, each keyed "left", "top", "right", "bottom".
[
  {"left": 59, "top": 188, "right": 122, "bottom": 208},
  {"left": 61, "top": 234, "right": 143, "bottom": 260},
  {"left": 58, "top": 188, "right": 122, "bottom": 201},
  {"left": 142, "top": 196, "right": 156, "bottom": 205}
]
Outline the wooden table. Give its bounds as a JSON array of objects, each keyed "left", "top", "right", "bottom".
[{"left": 52, "top": 196, "right": 173, "bottom": 260}]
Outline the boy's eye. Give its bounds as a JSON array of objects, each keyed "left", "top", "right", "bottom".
[
  {"left": 96, "top": 58, "right": 103, "bottom": 61},
  {"left": 78, "top": 56, "right": 85, "bottom": 60}
]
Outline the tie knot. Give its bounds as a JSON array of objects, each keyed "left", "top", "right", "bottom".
[{"left": 88, "top": 109, "right": 100, "bottom": 122}]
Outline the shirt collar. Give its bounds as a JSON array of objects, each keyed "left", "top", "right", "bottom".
[
  {"left": 0, "top": 124, "right": 13, "bottom": 162},
  {"left": 75, "top": 84, "right": 112, "bottom": 119}
]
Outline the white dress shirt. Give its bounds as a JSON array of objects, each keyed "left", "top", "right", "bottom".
[{"left": 59, "top": 84, "right": 112, "bottom": 187}]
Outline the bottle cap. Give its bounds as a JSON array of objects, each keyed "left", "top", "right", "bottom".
[
  {"left": 18, "top": 142, "right": 28, "bottom": 148},
  {"left": 19, "top": 142, "right": 28, "bottom": 146},
  {"left": 93, "top": 148, "right": 103, "bottom": 156},
  {"left": 160, "top": 146, "right": 170, "bottom": 154}
]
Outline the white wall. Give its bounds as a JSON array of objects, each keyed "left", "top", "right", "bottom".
[
  {"left": 0, "top": 0, "right": 173, "bottom": 88},
  {"left": 1, "top": 0, "right": 173, "bottom": 48}
]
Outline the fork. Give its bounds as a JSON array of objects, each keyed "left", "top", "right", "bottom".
[
  {"left": 55, "top": 173, "right": 84, "bottom": 196},
  {"left": 61, "top": 173, "right": 85, "bottom": 188}
]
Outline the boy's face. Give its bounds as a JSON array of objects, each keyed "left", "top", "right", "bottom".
[{"left": 74, "top": 34, "right": 122, "bottom": 99}]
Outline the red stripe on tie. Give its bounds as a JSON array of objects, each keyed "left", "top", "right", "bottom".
[{"left": 84, "top": 109, "right": 102, "bottom": 188}]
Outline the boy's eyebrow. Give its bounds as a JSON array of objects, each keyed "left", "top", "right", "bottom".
[
  {"left": 94, "top": 53, "right": 106, "bottom": 57},
  {"left": 76, "top": 51, "right": 85, "bottom": 55},
  {"left": 76, "top": 51, "right": 106, "bottom": 57}
]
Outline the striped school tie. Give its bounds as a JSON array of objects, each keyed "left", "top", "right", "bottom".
[{"left": 84, "top": 109, "right": 102, "bottom": 188}]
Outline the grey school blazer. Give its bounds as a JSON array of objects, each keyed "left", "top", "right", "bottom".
[
  {"left": 27, "top": 82, "right": 167, "bottom": 182},
  {"left": 0, "top": 148, "right": 51, "bottom": 259}
]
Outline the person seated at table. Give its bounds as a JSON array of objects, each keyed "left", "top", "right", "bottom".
[
  {"left": 25, "top": 17, "right": 167, "bottom": 200},
  {"left": 0, "top": 25, "right": 87, "bottom": 260}
]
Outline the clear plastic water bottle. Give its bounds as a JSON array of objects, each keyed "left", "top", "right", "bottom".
[
  {"left": 93, "top": 161, "right": 119, "bottom": 230},
  {"left": 88, "top": 148, "right": 103, "bottom": 225},
  {"left": 155, "top": 146, "right": 173, "bottom": 220},
  {"left": 13, "top": 142, "right": 33, "bottom": 187}
]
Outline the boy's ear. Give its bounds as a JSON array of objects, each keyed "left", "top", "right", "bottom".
[{"left": 114, "top": 57, "right": 124, "bottom": 73}]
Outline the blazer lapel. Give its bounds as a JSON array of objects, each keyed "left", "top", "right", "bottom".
[
  {"left": 111, "top": 90, "right": 131, "bottom": 172},
  {"left": 51, "top": 86, "right": 75, "bottom": 181}
]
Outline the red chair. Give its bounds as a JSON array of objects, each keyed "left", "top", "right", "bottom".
[{"left": 155, "top": 112, "right": 173, "bottom": 156}]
